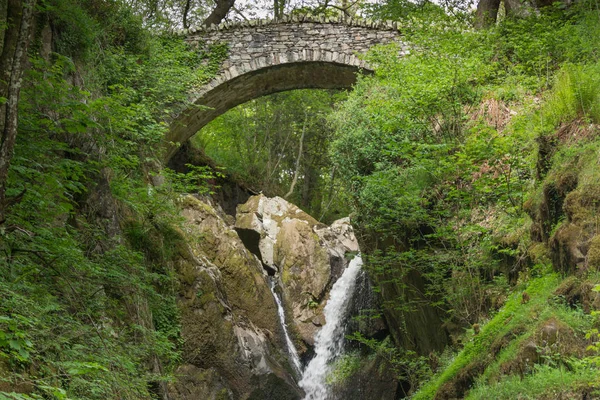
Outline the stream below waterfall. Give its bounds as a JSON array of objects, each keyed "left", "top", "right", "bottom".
[{"left": 298, "top": 254, "right": 363, "bottom": 400}]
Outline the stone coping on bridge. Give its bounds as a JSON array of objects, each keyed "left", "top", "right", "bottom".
[
  {"left": 172, "top": 14, "right": 400, "bottom": 36},
  {"left": 164, "top": 14, "right": 405, "bottom": 161}
]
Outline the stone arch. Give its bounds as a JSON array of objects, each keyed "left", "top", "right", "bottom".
[{"left": 165, "top": 17, "right": 404, "bottom": 161}]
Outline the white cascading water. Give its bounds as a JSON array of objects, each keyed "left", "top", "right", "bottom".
[
  {"left": 299, "top": 255, "right": 363, "bottom": 400},
  {"left": 269, "top": 279, "right": 303, "bottom": 374}
]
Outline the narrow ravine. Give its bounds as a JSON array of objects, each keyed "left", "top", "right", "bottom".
[
  {"left": 299, "top": 255, "right": 363, "bottom": 400},
  {"left": 269, "top": 278, "right": 303, "bottom": 374}
]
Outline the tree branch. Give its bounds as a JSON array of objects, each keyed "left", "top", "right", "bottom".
[
  {"left": 231, "top": 5, "right": 249, "bottom": 21},
  {"left": 203, "top": 0, "right": 236, "bottom": 27}
]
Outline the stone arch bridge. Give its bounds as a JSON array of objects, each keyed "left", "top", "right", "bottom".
[{"left": 165, "top": 15, "right": 404, "bottom": 160}]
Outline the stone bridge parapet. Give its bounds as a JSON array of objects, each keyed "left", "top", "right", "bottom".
[{"left": 166, "top": 16, "right": 405, "bottom": 160}]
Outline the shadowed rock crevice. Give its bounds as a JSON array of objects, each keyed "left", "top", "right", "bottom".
[{"left": 235, "top": 226, "right": 278, "bottom": 276}]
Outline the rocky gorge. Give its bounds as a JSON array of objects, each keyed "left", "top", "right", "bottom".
[
  {"left": 2, "top": 1, "right": 600, "bottom": 399},
  {"left": 168, "top": 193, "right": 376, "bottom": 399}
]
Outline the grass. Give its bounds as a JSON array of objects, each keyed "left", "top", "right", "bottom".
[
  {"left": 466, "top": 364, "right": 600, "bottom": 399},
  {"left": 413, "top": 273, "right": 560, "bottom": 400},
  {"left": 542, "top": 62, "right": 600, "bottom": 127},
  {"left": 473, "top": 330, "right": 533, "bottom": 385},
  {"left": 413, "top": 272, "right": 599, "bottom": 399}
]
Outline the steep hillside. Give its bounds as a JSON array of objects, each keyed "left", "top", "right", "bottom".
[
  {"left": 325, "top": 2, "right": 600, "bottom": 398},
  {"left": 2, "top": 0, "right": 600, "bottom": 399}
]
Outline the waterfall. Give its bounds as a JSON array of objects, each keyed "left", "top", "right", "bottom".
[
  {"left": 269, "top": 279, "right": 303, "bottom": 374},
  {"left": 299, "top": 255, "right": 363, "bottom": 400}
]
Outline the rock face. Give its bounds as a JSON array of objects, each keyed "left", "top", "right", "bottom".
[
  {"left": 235, "top": 194, "right": 359, "bottom": 349},
  {"left": 330, "top": 355, "right": 399, "bottom": 400},
  {"left": 169, "top": 194, "right": 365, "bottom": 398},
  {"left": 170, "top": 195, "right": 300, "bottom": 400}
]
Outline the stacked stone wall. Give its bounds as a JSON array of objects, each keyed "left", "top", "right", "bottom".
[
  {"left": 183, "top": 16, "right": 404, "bottom": 96},
  {"left": 165, "top": 17, "right": 405, "bottom": 160}
]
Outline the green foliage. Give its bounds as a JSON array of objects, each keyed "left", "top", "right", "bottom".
[
  {"left": 161, "top": 164, "right": 224, "bottom": 195},
  {"left": 583, "top": 285, "right": 600, "bottom": 366},
  {"left": 199, "top": 42, "right": 230, "bottom": 78},
  {"left": 326, "top": 352, "right": 362, "bottom": 385},
  {"left": 541, "top": 62, "right": 600, "bottom": 127},
  {"left": 329, "top": 3, "right": 600, "bottom": 395},
  {"left": 0, "top": 0, "right": 226, "bottom": 397},
  {"left": 329, "top": 8, "right": 539, "bottom": 331},
  {"left": 43, "top": 0, "right": 101, "bottom": 58},
  {"left": 466, "top": 364, "right": 600, "bottom": 399},
  {"left": 414, "top": 274, "right": 560, "bottom": 399},
  {"left": 0, "top": 315, "right": 34, "bottom": 364},
  {"left": 2, "top": 0, "right": 600, "bottom": 397},
  {"left": 194, "top": 89, "right": 351, "bottom": 222}
]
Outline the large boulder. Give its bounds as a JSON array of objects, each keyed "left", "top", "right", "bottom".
[
  {"left": 171, "top": 195, "right": 300, "bottom": 399},
  {"left": 235, "top": 195, "right": 359, "bottom": 349}
]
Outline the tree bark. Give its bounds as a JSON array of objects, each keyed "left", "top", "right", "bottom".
[
  {"left": 274, "top": 0, "right": 286, "bottom": 20},
  {"left": 182, "top": 0, "right": 192, "bottom": 28},
  {"left": 0, "top": 0, "right": 7, "bottom": 56},
  {"left": 203, "top": 0, "right": 235, "bottom": 27},
  {"left": 284, "top": 118, "right": 306, "bottom": 199},
  {"left": 474, "top": 0, "right": 501, "bottom": 29},
  {"left": 0, "top": 0, "right": 36, "bottom": 223},
  {"left": 504, "top": 0, "right": 534, "bottom": 18}
]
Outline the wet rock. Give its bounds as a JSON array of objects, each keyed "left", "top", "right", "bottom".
[
  {"left": 346, "top": 271, "right": 388, "bottom": 341},
  {"left": 329, "top": 355, "right": 398, "bottom": 400},
  {"left": 235, "top": 194, "right": 360, "bottom": 351},
  {"left": 172, "top": 195, "right": 299, "bottom": 399}
]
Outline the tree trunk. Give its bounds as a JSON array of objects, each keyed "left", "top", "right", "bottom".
[
  {"left": 505, "top": 0, "right": 535, "bottom": 18},
  {"left": 274, "top": 0, "right": 285, "bottom": 19},
  {"left": 284, "top": 119, "right": 306, "bottom": 199},
  {"left": 182, "top": 0, "right": 191, "bottom": 28},
  {"left": 0, "top": 0, "right": 7, "bottom": 56},
  {"left": 203, "top": 0, "right": 235, "bottom": 27},
  {"left": 301, "top": 164, "right": 317, "bottom": 211},
  {"left": 0, "top": 0, "right": 36, "bottom": 224},
  {"left": 474, "top": 0, "right": 501, "bottom": 29}
]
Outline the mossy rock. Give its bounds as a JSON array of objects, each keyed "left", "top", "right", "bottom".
[
  {"left": 528, "top": 242, "right": 550, "bottom": 265},
  {"left": 329, "top": 354, "right": 398, "bottom": 400},
  {"left": 498, "top": 317, "right": 584, "bottom": 379},
  {"left": 180, "top": 195, "right": 218, "bottom": 216},
  {"left": 586, "top": 235, "right": 600, "bottom": 269},
  {"left": 549, "top": 222, "right": 585, "bottom": 273},
  {"left": 178, "top": 258, "right": 200, "bottom": 286},
  {"left": 564, "top": 185, "right": 600, "bottom": 225},
  {"left": 554, "top": 276, "right": 600, "bottom": 312},
  {"left": 168, "top": 365, "right": 233, "bottom": 400},
  {"left": 435, "top": 360, "right": 486, "bottom": 400},
  {"left": 180, "top": 196, "right": 279, "bottom": 334},
  {"left": 236, "top": 194, "right": 262, "bottom": 215}
]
